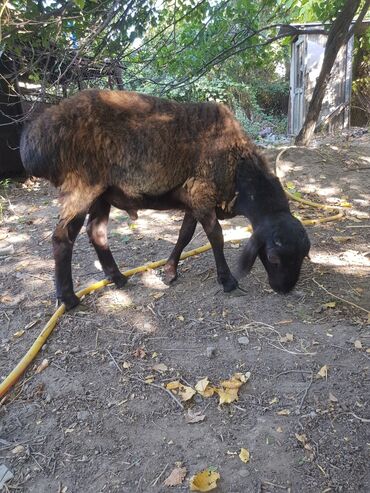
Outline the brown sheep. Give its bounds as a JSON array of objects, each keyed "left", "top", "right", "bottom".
[{"left": 20, "top": 89, "right": 310, "bottom": 309}]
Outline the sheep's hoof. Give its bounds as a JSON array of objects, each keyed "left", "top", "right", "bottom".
[
  {"left": 110, "top": 273, "right": 128, "bottom": 289},
  {"left": 59, "top": 293, "right": 80, "bottom": 310},
  {"left": 163, "top": 263, "right": 178, "bottom": 284},
  {"left": 221, "top": 276, "right": 239, "bottom": 292}
]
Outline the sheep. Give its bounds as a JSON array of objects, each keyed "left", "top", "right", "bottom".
[{"left": 20, "top": 89, "right": 310, "bottom": 309}]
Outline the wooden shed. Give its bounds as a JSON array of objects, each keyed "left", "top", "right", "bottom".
[{"left": 288, "top": 22, "right": 354, "bottom": 135}]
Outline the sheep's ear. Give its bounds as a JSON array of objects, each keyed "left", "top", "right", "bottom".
[{"left": 238, "top": 232, "right": 262, "bottom": 276}]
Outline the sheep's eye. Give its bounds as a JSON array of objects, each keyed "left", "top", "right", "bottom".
[{"left": 274, "top": 238, "right": 282, "bottom": 248}]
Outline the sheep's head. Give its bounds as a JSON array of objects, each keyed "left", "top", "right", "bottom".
[{"left": 239, "top": 213, "right": 310, "bottom": 293}]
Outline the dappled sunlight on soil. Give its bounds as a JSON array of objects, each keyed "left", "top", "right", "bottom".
[{"left": 1, "top": 133, "right": 369, "bottom": 493}]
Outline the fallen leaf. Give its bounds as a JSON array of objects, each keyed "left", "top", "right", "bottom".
[
  {"left": 13, "top": 330, "right": 25, "bottom": 338},
  {"left": 339, "top": 201, "right": 351, "bottom": 207},
  {"left": 239, "top": 448, "right": 250, "bottom": 463},
  {"left": 332, "top": 236, "right": 351, "bottom": 243},
  {"left": 269, "top": 397, "right": 279, "bottom": 405},
  {"left": 185, "top": 409, "right": 206, "bottom": 424},
  {"left": 276, "top": 426, "right": 283, "bottom": 433},
  {"left": 144, "top": 375, "right": 155, "bottom": 384},
  {"left": 322, "top": 301, "right": 336, "bottom": 309},
  {"left": 286, "top": 181, "right": 296, "bottom": 190},
  {"left": 178, "top": 315, "right": 185, "bottom": 321},
  {"left": 152, "top": 363, "right": 168, "bottom": 373},
  {"left": 35, "top": 359, "right": 49, "bottom": 374},
  {"left": 317, "top": 365, "right": 328, "bottom": 379},
  {"left": 280, "top": 333, "right": 294, "bottom": 343},
  {"left": 122, "top": 361, "right": 131, "bottom": 369},
  {"left": 133, "top": 347, "right": 146, "bottom": 359},
  {"left": 295, "top": 433, "right": 307, "bottom": 445},
  {"left": 216, "top": 387, "right": 239, "bottom": 405},
  {"left": 277, "top": 409, "right": 291, "bottom": 416},
  {"left": 189, "top": 469, "right": 220, "bottom": 492},
  {"left": 166, "top": 381, "right": 196, "bottom": 402},
  {"left": 354, "top": 340, "right": 362, "bottom": 349},
  {"left": 216, "top": 372, "right": 250, "bottom": 405},
  {"left": 195, "top": 377, "right": 216, "bottom": 398},
  {"left": 166, "top": 380, "right": 181, "bottom": 390},
  {"left": 163, "top": 466, "right": 187, "bottom": 486}
]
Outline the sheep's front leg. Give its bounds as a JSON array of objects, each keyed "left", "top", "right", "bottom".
[
  {"left": 164, "top": 211, "right": 197, "bottom": 284},
  {"left": 52, "top": 214, "right": 86, "bottom": 309},
  {"left": 86, "top": 197, "right": 127, "bottom": 288},
  {"left": 199, "top": 210, "right": 238, "bottom": 292}
]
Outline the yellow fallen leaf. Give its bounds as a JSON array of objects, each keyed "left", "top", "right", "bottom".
[
  {"left": 286, "top": 181, "right": 296, "bottom": 190},
  {"left": 166, "top": 381, "right": 195, "bottom": 401},
  {"left": 269, "top": 397, "right": 279, "bottom": 405},
  {"left": 216, "top": 387, "right": 239, "bottom": 404},
  {"left": 145, "top": 375, "right": 155, "bottom": 384},
  {"left": 277, "top": 409, "right": 291, "bottom": 416},
  {"left": 216, "top": 372, "right": 251, "bottom": 405},
  {"left": 354, "top": 340, "right": 362, "bottom": 349},
  {"left": 332, "top": 236, "right": 351, "bottom": 243},
  {"left": 322, "top": 301, "right": 336, "bottom": 309},
  {"left": 195, "top": 377, "right": 216, "bottom": 398},
  {"left": 317, "top": 365, "right": 328, "bottom": 379},
  {"left": 189, "top": 469, "right": 220, "bottom": 492},
  {"left": 178, "top": 384, "right": 196, "bottom": 401},
  {"left": 166, "top": 380, "right": 181, "bottom": 390},
  {"left": 163, "top": 466, "right": 187, "bottom": 486},
  {"left": 239, "top": 448, "right": 250, "bottom": 463},
  {"left": 339, "top": 201, "right": 351, "bottom": 207}
]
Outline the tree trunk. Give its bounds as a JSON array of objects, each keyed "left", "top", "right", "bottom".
[{"left": 295, "top": 0, "right": 367, "bottom": 146}]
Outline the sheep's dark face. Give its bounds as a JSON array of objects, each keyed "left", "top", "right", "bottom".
[{"left": 239, "top": 214, "right": 310, "bottom": 293}]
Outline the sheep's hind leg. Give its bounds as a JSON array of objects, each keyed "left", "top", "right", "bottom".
[
  {"left": 86, "top": 197, "right": 127, "bottom": 289},
  {"left": 53, "top": 214, "right": 86, "bottom": 309},
  {"left": 199, "top": 210, "right": 238, "bottom": 292},
  {"left": 164, "top": 211, "right": 197, "bottom": 284}
]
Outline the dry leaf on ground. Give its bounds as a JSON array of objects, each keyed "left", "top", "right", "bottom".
[
  {"left": 163, "top": 466, "right": 187, "bottom": 486},
  {"left": 166, "top": 381, "right": 196, "bottom": 401},
  {"left": 317, "top": 365, "right": 328, "bottom": 379},
  {"left": 216, "top": 372, "right": 250, "bottom": 405},
  {"left": 239, "top": 448, "right": 250, "bottom": 463},
  {"left": 185, "top": 409, "right": 206, "bottom": 424},
  {"left": 189, "top": 469, "right": 220, "bottom": 492},
  {"left": 195, "top": 377, "right": 216, "bottom": 398},
  {"left": 354, "top": 340, "right": 362, "bottom": 349}
]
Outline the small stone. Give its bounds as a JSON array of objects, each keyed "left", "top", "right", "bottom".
[
  {"left": 206, "top": 346, "right": 216, "bottom": 358},
  {"left": 238, "top": 336, "right": 250, "bottom": 346}
]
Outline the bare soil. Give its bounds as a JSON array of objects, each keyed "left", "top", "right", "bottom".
[{"left": 0, "top": 133, "right": 369, "bottom": 493}]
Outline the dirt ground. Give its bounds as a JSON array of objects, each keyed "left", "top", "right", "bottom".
[{"left": 0, "top": 132, "right": 369, "bottom": 493}]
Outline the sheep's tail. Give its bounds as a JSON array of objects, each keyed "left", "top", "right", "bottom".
[{"left": 20, "top": 123, "right": 62, "bottom": 186}]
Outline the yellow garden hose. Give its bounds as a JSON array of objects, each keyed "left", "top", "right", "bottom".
[{"left": 0, "top": 192, "right": 345, "bottom": 399}]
